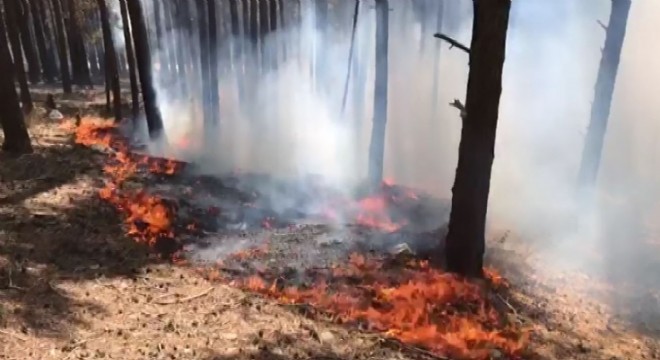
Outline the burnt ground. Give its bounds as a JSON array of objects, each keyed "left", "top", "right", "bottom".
[{"left": 1, "top": 104, "right": 659, "bottom": 359}]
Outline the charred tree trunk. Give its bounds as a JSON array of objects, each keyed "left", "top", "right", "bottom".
[
  {"left": 126, "top": 0, "right": 165, "bottom": 138},
  {"left": 340, "top": 0, "right": 360, "bottom": 115},
  {"left": 50, "top": 0, "right": 71, "bottom": 93},
  {"left": 249, "top": 0, "right": 259, "bottom": 46},
  {"left": 444, "top": 0, "right": 511, "bottom": 277},
  {"left": 17, "top": 0, "right": 41, "bottom": 83},
  {"left": 3, "top": 0, "right": 33, "bottom": 112},
  {"left": 151, "top": 0, "right": 165, "bottom": 75},
  {"left": 31, "top": 0, "right": 57, "bottom": 82},
  {"left": 277, "top": 0, "right": 286, "bottom": 61},
  {"left": 241, "top": 0, "right": 250, "bottom": 38},
  {"left": 119, "top": 0, "right": 139, "bottom": 121},
  {"left": 367, "top": 0, "right": 389, "bottom": 187},
  {"left": 0, "top": 10, "right": 33, "bottom": 154},
  {"left": 577, "top": 0, "right": 631, "bottom": 195},
  {"left": 228, "top": 0, "right": 240, "bottom": 36},
  {"left": 97, "top": 0, "right": 121, "bottom": 122}
]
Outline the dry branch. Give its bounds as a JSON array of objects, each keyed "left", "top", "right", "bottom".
[
  {"left": 449, "top": 99, "right": 467, "bottom": 119},
  {"left": 155, "top": 286, "right": 214, "bottom": 305},
  {"left": 433, "top": 33, "right": 470, "bottom": 54}
]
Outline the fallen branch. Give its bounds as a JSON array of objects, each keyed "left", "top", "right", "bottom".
[
  {"left": 433, "top": 33, "right": 470, "bottom": 54},
  {"left": 0, "top": 329, "right": 27, "bottom": 342},
  {"left": 155, "top": 286, "right": 214, "bottom": 305}
]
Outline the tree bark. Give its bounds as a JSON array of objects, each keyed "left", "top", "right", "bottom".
[
  {"left": 258, "top": 0, "right": 269, "bottom": 70},
  {"left": 151, "top": 0, "right": 165, "bottom": 74},
  {"left": 31, "top": 0, "right": 57, "bottom": 82},
  {"left": 50, "top": 0, "right": 71, "bottom": 93},
  {"left": 126, "top": 0, "right": 165, "bottom": 138},
  {"left": 66, "top": 0, "right": 92, "bottom": 87},
  {"left": 367, "top": 0, "right": 389, "bottom": 187},
  {"left": 0, "top": 10, "right": 33, "bottom": 154},
  {"left": 249, "top": 0, "right": 259, "bottom": 46},
  {"left": 3, "top": 0, "right": 33, "bottom": 112},
  {"left": 17, "top": 0, "right": 41, "bottom": 83},
  {"left": 577, "top": 0, "right": 631, "bottom": 194},
  {"left": 97, "top": 0, "right": 121, "bottom": 122},
  {"left": 118, "top": 0, "right": 139, "bottom": 121},
  {"left": 444, "top": 0, "right": 511, "bottom": 277}
]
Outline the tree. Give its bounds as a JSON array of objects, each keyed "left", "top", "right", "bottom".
[
  {"left": 207, "top": 0, "right": 220, "bottom": 127},
  {"left": 0, "top": 10, "right": 33, "bottom": 154},
  {"left": 367, "top": 0, "right": 389, "bottom": 187},
  {"left": 3, "top": 0, "right": 34, "bottom": 112},
  {"left": 126, "top": 0, "right": 165, "bottom": 139},
  {"left": 17, "top": 0, "right": 41, "bottom": 83},
  {"left": 96, "top": 0, "right": 121, "bottom": 121},
  {"left": 31, "top": 0, "right": 58, "bottom": 83},
  {"left": 65, "top": 0, "right": 93, "bottom": 87},
  {"left": 443, "top": 0, "right": 511, "bottom": 277},
  {"left": 118, "top": 0, "right": 139, "bottom": 121},
  {"left": 577, "top": 0, "right": 631, "bottom": 195},
  {"left": 51, "top": 0, "right": 72, "bottom": 93}
]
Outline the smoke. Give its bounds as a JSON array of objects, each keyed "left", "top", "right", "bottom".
[{"left": 112, "top": 0, "right": 659, "bottom": 318}]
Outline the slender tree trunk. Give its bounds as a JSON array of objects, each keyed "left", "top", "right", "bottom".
[
  {"left": 162, "top": 0, "right": 178, "bottom": 79},
  {"left": 314, "top": 0, "right": 328, "bottom": 94},
  {"left": 277, "top": 0, "right": 286, "bottom": 61},
  {"left": 241, "top": 0, "right": 250, "bottom": 38},
  {"left": 50, "top": 0, "right": 71, "bottom": 93},
  {"left": 126, "top": 0, "right": 165, "bottom": 138},
  {"left": 577, "top": 0, "right": 631, "bottom": 195},
  {"left": 31, "top": 0, "right": 57, "bottom": 82},
  {"left": 66, "top": 0, "right": 92, "bottom": 87},
  {"left": 0, "top": 10, "right": 33, "bottom": 154},
  {"left": 367, "top": 0, "right": 389, "bottom": 187},
  {"left": 258, "top": 0, "right": 269, "bottom": 71},
  {"left": 118, "top": 0, "right": 139, "bottom": 121},
  {"left": 340, "top": 0, "right": 360, "bottom": 115},
  {"left": 151, "top": 0, "right": 165, "bottom": 74},
  {"left": 207, "top": 0, "right": 220, "bottom": 127},
  {"left": 444, "top": 0, "right": 511, "bottom": 277},
  {"left": 3, "top": 0, "right": 33, "bottom": 112},
  {"left": 249, "top": 0, "right": 259, "bottom": 46},
  {"left": 17, "top": 0, "right": 41, "bottom": 83},
  {"left": 430, "top": 0, "right": 445, "bottom": 119},
  {"left": 97, "top": 0, "right": 121, "bottom": 122}
]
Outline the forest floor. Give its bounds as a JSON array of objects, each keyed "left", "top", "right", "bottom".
[{"left": 1, "top": 96, "right": 659, "bottom": 360}]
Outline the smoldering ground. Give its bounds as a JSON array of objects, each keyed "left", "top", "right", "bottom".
[{"left": 112, "top": 0, "right": 659, "bottom": 331}]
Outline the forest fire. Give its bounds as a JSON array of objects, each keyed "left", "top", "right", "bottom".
[{"left": 67, "top": 117, "right": 527, "bottom": 360}]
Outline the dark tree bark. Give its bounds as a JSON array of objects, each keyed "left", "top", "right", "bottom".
[
  {"left": 97, "top": 0, "right": 121, "bottom": 122},
  {"left": 151, "top": 0, "right": 165, "bottom": 74},
  {"left": 0, "top": 10, "right": 32, "bottom": 154},
  {"left": 228, "top": 0, "right": 240, "bottom": 36},
  {"left": 249, "top": 0, "right": 259, "bottom": 46},
  {"left": 31, "top": 0, "right": 57, "bottom": 82},
  {"left": 277, "top": 0, "right": 286, "bottom": 61},
  {"left": 367, "top": 0, "right": 389, "bottom": 187},
  {"left": 66, "top": 0, "right": 93, "bottom": 86},
  {"left": 444, "top": 0, "right": 511, "bottom": 277},
  {"left": 577, "top": 0, "right": 631, "bottom": 194},
  {"left": 340, "top": 0, "right": 360, "bottom": 115},
  {"left": 17, "top": 0, "right": 41, "bottom": 83},
  {"left": 241, "top": 0, "right": 250, "bottom": 38},
  {"left": 118, "top": 0, "right": 139, "bottom": 121},
  {"left": 258, "top": 0, "right": 269, "bottom": 70},
  {"left": 126, "top": 0, "right": 165, "bottom": 138},
  {"left": 3, "top": 0, "right": 33, "bottom": 112},
  {"left": 50, "top": 0, "right": 71, "bottom": 93}
]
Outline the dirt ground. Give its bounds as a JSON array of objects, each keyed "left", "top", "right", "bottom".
[{"left": 1, "top": 103, "right": 659, "bottom": 359}]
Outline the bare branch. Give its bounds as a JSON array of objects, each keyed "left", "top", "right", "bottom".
[
  {"left": 433, "top": 33, "right": 470, "bottom": 54},
  {"left": 597, "top": 20, "right": 607, "bottom": 31},
  {"left": 449, "top": 99, "right": 467, "bottom": 119}
]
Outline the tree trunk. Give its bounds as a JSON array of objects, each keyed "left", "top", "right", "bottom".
[
  {"left": 367, "top": 0, "right": 389, "bottom": 187},
  {"left": 126, "top": 0, "right": 164, "bottom": 139},
  {"left": 258, "top": 0, "right": 269, "bottom": 71},
  {"left": 228, "top": 0, "right": 240, "bottom": 36},
  {"left": 444, "top": 0, "right": 511, "bottom": 278},
  {"left": 118, "top": 0, "right": 140, "bottom": 121},
  {"left": 31, "top": 0, "right": 57, "bottom": 82},
  {"left": 97, "top": 0, "right": 121, "bottom": 122},
  {"left": 66, "top": 0, "right": 92, "bottom": 87},
  {"left": 241, "top": 0, "right": 250, "bottom": 38},
  {"left": 3, "top": 0, "right": 33, "bottom": 112},
  {"left": 207, "top": 0, "right": 220, "bottom": 127},
  {"left": 151, "top": 0, "right": 165, "bottom": 74},
  {"left": 162, "top": 0, "right": 179, "bottom": 79},
  {"left": 17, "top": 0, "right": 41, "bottom": 83},
  {"left": 0, "top": 10, "right": 33, "bottom": 154},
  {"left": 430, "top": 0, "right": 445, "bottom": 119},
  {"left": 50, "top": 0, "right": 71, "bottom": 93},
  {"left": 577, "top": 0, "right": 631, "bottom": 195},
  {"left": 249, "top": 0, "right": 259, "bottom": 46},
  {"left": 277, "top": 0, "right": 286, "bottom": 61}
]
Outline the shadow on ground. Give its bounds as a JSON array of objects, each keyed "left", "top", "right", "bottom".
[{"left": 0, "top": 140, "right": 158, "bottom": 340}]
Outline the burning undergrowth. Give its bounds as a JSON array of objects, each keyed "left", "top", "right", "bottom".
[{"left": 63, "top": 117, "right": 530, "bottom": 359}]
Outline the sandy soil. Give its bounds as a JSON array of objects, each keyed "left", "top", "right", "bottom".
[{"left": 1, "top": 106, "right": 658, "bottom": 359}]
